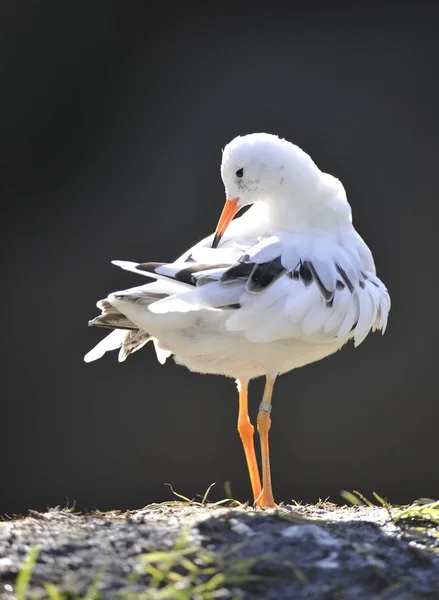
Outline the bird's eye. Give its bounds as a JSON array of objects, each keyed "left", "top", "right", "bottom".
[{"left": 235, "top": 168, "right": 244, "bottom": 178}]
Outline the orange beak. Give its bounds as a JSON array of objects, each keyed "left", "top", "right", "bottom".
[{"left": 212, "top": 197, "right": 240, "bottom": 248}]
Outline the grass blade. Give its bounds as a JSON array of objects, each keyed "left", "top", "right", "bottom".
[
  {"left": 201, "top": 483, "right": 216, "bottom": 505},
  {"left": 16, "top": 547, "right": 40, "bottom": 600}
]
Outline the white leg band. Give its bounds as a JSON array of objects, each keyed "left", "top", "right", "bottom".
[{"left": 259, "top": 402, "right": 272, "bottom": 413}]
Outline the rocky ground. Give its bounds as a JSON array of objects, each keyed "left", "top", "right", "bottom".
[{"left": 0, "top": 500, "right": 438, "bottom": 600}]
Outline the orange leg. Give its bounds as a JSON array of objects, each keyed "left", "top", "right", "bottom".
[
  {"left": 255, "top": 376, "right": 277, "bottom": 508},
  {"left": 237, "top": 379, "right": 262, "bottom": 501}
]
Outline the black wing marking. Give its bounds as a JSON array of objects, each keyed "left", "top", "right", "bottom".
[
  {"left": 298, "top": 261, "right": 313, "bottom": 286},
  {"left": 136, "top": 255, "right": 364, "bottom": 310},
  {"left": 247, "top": 256, "right": 286, "bottom": 292},
  {"left": 136, "top": 262, "right": 230, "bottom": 285},
  {"left": 173, "top": 263, "right": 230, "bottom": 285},
  {"left": 291, "top": 260, "right": 336, "bottom": 305},
  {"left": 221, "top": 260, "right": 254, "bottom": 282},
  {"left": 306, "top": 261, "right": 334, "bottom": 303},
  {"left": 221, "top": 256, "right": 286, "bottom": 292},
  {"left": 291, "top": 260, "right": 348, "bottom": 306},
  {"left": 136, "top": 262, "right": 167, "bottom": 274},
  {"left": 222, "top": 256, "right": 343, "bottom": 299},
  {"left": 335, "top": 264, "right": 354, "bottom": 294}
]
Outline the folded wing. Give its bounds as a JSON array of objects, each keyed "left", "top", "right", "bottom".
[
  {"left": 120, "top": 233, "right": 390, "bottom": 347},
  {"left": 85, "top": 231, "right": 390, "bottom": 363}
]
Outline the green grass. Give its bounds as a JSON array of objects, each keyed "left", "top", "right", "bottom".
[
  {"left": 8, "top": 491, "right": 439, "bottom": 599},
  {"left": 158, "top": 482, "right": 246, "bottom": 509},
  {"left": 4, "top": 483, "right": 309, "bottom": 600},
  {"left": 341, "top": 489, "right": 439, "bottom": 525},
  {"left": 9, "top": 527, "right": 260, "bottom": 600},
  {"left": 341, "top": 491, "right": 439, "bottom": 551},
  {"left": 393, "top": 499, "right": 439, "bottom": 534},
  {"left": 15, "top": 546, "right": 40, "bottom": 600}
]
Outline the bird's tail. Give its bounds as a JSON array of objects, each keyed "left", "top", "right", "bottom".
[{"left": 84, "top": 299, "right": 151, "bottom": 363}]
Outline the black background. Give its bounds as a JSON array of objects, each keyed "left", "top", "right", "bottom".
[{"left": 2, "top": 1, "right": 438, "bottom": 516}]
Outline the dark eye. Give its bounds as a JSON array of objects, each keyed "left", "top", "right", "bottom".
[{"left": 235, "top": 168, "right": 244, "bottom": 178}]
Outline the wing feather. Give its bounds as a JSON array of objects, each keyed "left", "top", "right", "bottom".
[
  {"left": 102, "top": 231, "right": 390, "bottom": 352},
  {"left": 148, "top": 281, "right": 242, "bottom": 314}
]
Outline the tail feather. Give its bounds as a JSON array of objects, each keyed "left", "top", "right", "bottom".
[
  {"left": 88, "top": 299, "right": 137, "bottom": 330},
  {"left": 85, "top": 298, "right": 152, "bottom": 363},
  {"left": 84, "top": 267, "right": 185, "bottom": 365},
  {"left": 117, "top": 330, "right": 151, "bottom": 362},
  {"left": 84, "top": 329, "right": 131, "bottom": 363}
]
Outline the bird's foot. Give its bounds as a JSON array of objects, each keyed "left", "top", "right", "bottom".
[{"left": 254, "top": 489, "right": 278, "bottom": 509}]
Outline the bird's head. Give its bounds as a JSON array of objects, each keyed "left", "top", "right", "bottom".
[{"left": 212, "top": 132, "right": 325, "bottom": 247}]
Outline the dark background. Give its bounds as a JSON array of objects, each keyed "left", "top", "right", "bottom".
[{"left": 1, "top": 1, "right": 438, "bottom": 516}]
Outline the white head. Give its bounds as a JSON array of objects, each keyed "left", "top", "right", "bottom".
[
  {"left": 213, "top": 133, "right": 345, "bottom": 247},
  {"left": 222, "top": 132, "right": 321, "bottom": 202}
]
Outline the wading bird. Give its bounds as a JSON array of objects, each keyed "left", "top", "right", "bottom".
[{"left": 85, "top": 133, "right": 390, "bottom": 508}]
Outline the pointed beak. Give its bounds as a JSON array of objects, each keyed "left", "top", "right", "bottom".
[{"left": 212, "top": 197, "right": 240, "bottom": 248}]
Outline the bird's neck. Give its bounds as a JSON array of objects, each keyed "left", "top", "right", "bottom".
[{"left": 257, "top": 179, "right": 351, "bottom": 233}]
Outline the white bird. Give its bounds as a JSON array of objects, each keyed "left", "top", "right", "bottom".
[{"left": 84, "top": 133, "right": 390, "bottom": 508}]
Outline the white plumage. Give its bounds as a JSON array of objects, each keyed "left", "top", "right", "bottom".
[
  {"left": 84, "top": 132, "right": 390, "bottom": 508},
  {"left": 85, "top": 132, "right": 390, "bottom": 376}
]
